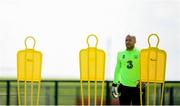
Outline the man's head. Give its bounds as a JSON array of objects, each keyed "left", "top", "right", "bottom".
[{"left": 125, "top": 35, "right": 136, "bottom": 50}]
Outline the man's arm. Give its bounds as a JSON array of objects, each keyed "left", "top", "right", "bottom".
[
  {"left": 113, "top": 52, "right": 121, "bottom": 86},
  {"left": 112, "top": 52, "right": 121, "bottom": 98}
]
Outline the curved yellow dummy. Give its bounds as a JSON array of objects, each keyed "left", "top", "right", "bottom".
[
  {"left": 17, "top": 36, "right": 42, "bottom": 105},
  {"left": 140, "top": 34, "right": 167, "bottom": 105},
  {"left": 79, "top": 34, "right": 106, "bottom": 106}
]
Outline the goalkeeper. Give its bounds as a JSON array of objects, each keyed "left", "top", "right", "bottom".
[{"left": 112, "top": 35, "right": 143, "bottom": 105}]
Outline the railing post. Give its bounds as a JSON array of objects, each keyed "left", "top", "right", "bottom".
[
  {"left": 55, "top": 81, "right": 58, "bottom": 105},
  {"left": 106, "top": 81, "right": 110, "bottom": 105},
  {"left": 7, "top": 81, "right": 10, "bottom": 105},
  {"left": 169, "top": 87, "right": 174, "bottom": 105}
]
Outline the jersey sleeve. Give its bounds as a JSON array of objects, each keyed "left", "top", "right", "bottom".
[{"left": 113, "top": 52, "right": 121, "bottom": 84}]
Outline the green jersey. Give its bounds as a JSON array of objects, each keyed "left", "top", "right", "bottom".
[{"left": 113, "top": 48, "right": 140, "bottom": 87}]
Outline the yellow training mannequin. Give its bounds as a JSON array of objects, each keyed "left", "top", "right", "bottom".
[
  {"left": 140, "top": 34, "right": 167, "bottom": 105},
  {"left": 79, "top": 34, "right": 106, "bottom": 106},
  {"left": 17, "top": 36, "right": 42, "bottom": 105}
]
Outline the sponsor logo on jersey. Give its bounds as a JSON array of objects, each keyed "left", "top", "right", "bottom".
[
  {"left": 134, "top": 55, "right": 138, "bottom": 59},
  {"left": 122, "top": 55, "right": 125, "bottom": 59}
]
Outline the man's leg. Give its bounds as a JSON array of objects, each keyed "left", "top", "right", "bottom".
[
  {"left": 131, "top": 87, "right": 140, "bottom": 105},
  {"left": 118, "top": 84, "right": 131, "bottom": 105}
]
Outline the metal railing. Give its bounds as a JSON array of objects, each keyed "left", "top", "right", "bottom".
[{"left": 0, "top": 80, "right": 180, "bottom": 105}]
